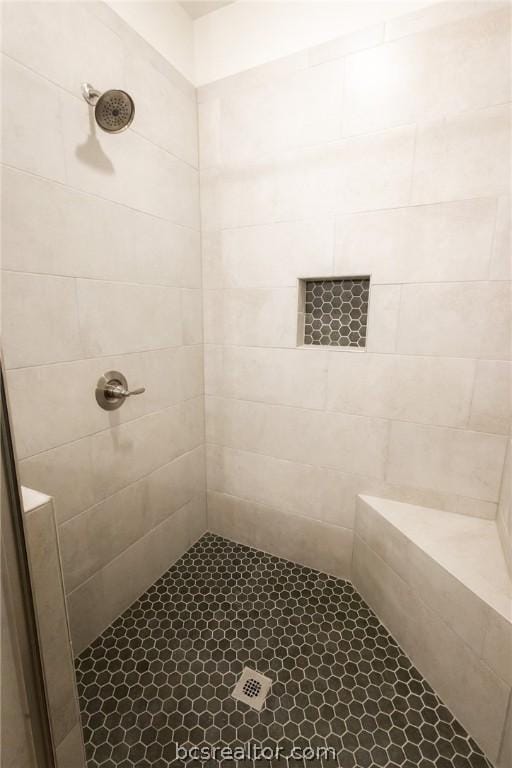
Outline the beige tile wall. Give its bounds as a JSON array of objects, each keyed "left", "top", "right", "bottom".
[
  {"left": 198, "top": 1, "right": 511, "bottom": 568},
  {"left": 498, "top": 440, "right": 512, "bottom": 577},
  {"left": 23, "top": 495, "right": 86, "bottom": 766},
  {"left": 1, "top": 544, "right": 36, "bottom": 768},
  {"left": 1, "top": 1, "right": 206, "bottom": 653}
]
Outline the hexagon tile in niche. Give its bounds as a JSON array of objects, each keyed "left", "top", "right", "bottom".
[
  {"left": 75, "top": 534, "right": 492, "bottom": 767},
  {"left": 302, "top": 277, "right": 370, "bottom": 347}
]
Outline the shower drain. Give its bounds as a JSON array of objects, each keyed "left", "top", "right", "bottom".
[{"left": 232, "top": 667, "right": 272, "bottom": 711}]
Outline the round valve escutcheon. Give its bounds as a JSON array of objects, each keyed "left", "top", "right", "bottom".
[{"left": 96, "top": 371, "right": 145, "bottom": 411}]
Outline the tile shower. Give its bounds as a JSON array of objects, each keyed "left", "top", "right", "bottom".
[{"left": 1, "top": 2, "right": 510, "bottom": 768}]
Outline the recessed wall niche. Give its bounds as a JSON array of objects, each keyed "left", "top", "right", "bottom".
[{"left": 299, "top": 277, "right": 370, "bottom": 348}]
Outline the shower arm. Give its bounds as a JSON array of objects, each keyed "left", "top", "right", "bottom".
[{"left": 81, "top": 83, "right": 102, "bottom": 106}]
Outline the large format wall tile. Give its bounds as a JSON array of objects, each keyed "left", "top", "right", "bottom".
[
  {"left": 344, "top": 6, "right": 510, "bottom": 135},
  {"left": 309, "top": 24, "right": 384, "bottom": 66},
  {"left": 365, "top": 284, "right": 401, "bottom": 353},
  {"left": 2, "top": 56, "right": 66, "bottom": 181},
  {"left": 387, "top": 421, "right": 508, "bottom": 502},
  {"left": 397, "top": 282, "right": 511, "bottom": 359},
  {"left": 384, "top": 0, "right": 504, "bottom": 41},
  {"left": 207, "top": 443, "right": 381, "bottom": 527},
  {"left": 2, "top": 168, "right": 201, "bottom": 288},
  {"left": 204, "top": 287, "right": 298, "bottom": 347},
  {"left": 335, "top": 198, "right": 496, "bottom": 284},
  {"left": 497, "top": 441, "right": 512, "bottom": 577},
  {"left": 412, "top": 103, "right": 511, "bottom": 204},
  {"left": 206, "top": 397, "right": 388, "bottom": 479},
  {"left": 19, "top": 439, "right": 96, "bottom": 525},
  {"left": 491, "top": 196, "right": 511, "bottom": 281},
  {"left": 198, "top": 97, "right": 221, "bottom": 170},
  {"left": 469, "top": 361, "right": 511, "bottom": 436},
  {"left": 326, "top": 353, "right": 475, "bottom": 428},
  {"left": 219, "top": 57, "right": 345, "bottom": 166},
  {"left": 181, "top": 289, "right": 204, "bottom": 345},
  {"left": 205, "top": 345, "right": 329, "bottom": 410},
  {"left": 23, "top": 498, "right": 83, "bottom": 757},
  {"left": 303, "top": 124, "right": 416, "bottom": 218},
  {"left": 219, "top": 123, "right": 415, "bottom": 228},
  {"left": 221, "top": 219, "right": 334, "bottom": 289},
  {"left": 2, "top": 1, "right": 125, "bottom": 96},
  {"left": 208, "top": 490, "right": 353, "bottom": 580},
  {"left": 133, "top": 212, "right": 201, "bottom": 288},
  {"left": 90, "top": 397, "right": 204, "bottom": 500},
  {"left": 2, "top": 168, "right": 131, "bottom": 280},
  {"left": 59, "top": 479, "right": 151, "bottom": 594},
  {"left": 7, "top": 360, "right": 107, "bottom": 459},
  {"left": 125, "top": 54, "right": 198, "bottom": 167},
  {"left": 76, "top": 280, "right": 183, "bottom": 356},
  {"left": 2, "top": 272, "right": 83, "bottom": 368}
]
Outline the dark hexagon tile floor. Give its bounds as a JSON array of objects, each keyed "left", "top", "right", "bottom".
[{"left": 75, "top": 534, "right": 492, "bottom": 768}]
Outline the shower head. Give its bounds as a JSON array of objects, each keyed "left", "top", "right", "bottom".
[{"left": 81, "top": 83, "right": 135, "bottom": 134}]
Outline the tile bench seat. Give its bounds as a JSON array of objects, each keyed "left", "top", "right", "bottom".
[{"left": 352, "top": 495, "right": 512, "bottom": 767}]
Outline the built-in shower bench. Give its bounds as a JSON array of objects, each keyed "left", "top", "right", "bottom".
[{"left": 352, "top": 495, "right": 512, "bottom": 768}]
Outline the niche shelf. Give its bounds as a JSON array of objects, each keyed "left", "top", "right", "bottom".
[{"left": 298, "top": 276, "right": 370, "bottom": 348}]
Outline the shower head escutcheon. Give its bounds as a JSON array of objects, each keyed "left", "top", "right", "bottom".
[{"left": 81, "top": 83, "right": 135, "bottom": 133}]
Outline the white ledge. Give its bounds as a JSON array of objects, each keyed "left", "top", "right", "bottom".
[
  {"left": 21, "top": 486, "right": 52, "bottom": 515},
  {"left": 359, "top": 494, "right": 512, "bottom": 622}
]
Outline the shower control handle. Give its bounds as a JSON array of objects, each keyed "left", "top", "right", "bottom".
[
  {"left": 96, "top": 371, "right": 145, "bottom": 411},
  {"left": 105, "top": 383, "right": 146, "bottom": 400}
]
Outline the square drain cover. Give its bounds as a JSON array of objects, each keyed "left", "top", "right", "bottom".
[{"left": 232, "top": 667, "right": 272, "bottom": 711}]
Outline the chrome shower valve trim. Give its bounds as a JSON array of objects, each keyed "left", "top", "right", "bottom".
[{"left": 96, "top": 371, "right": 145, "bottom": 411}]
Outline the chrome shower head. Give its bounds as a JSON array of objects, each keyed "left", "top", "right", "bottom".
[{"left": 81, "top": 83, "right": 135, "bottom": 134}]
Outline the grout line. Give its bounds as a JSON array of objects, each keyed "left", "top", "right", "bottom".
[
  {"left": 204, "top": 391, "right": 510, "bottom": 438},
  {"left": 208, "top": 488, "right": 354, "bottom": 543},
  {"left": 203, "top": 278, "right": 510, "bottom": 289},
  {"left": 205, "top": 440, "right": 501, "bottom": 508},
  {"left": 3, "top": 267, "right": 509, "bottom": 301},
  {"left": 1, "top": 163, "right": 200, "bottom": 233},
  {"left": 2, "top": 269, "right": 202, "bottom": 292},
  {"left": 5, "top": 340, "right": 203, "bottom": 373},
  {"left": 200, "top": 100, "right": 509, "bottom": 172},
  {"left": 17, "top": 394, "right": 205, "bottom": 461},
  {"left": 214, "top": 194, "right": 503, "bottom": 230},
  {"left": 59, "top": 445, "right": 205, "bottom": 531},
  {"left": 203, "top": 340, "right": 512, "bottom": 363}
]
